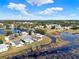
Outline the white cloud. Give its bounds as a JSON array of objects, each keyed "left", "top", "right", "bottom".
[
  {"left": 39, "top": 7, "right": 63, "bottom": 15},
  {"left": 8, "top": 3, "right": 28, "bottom": 15},
  {"left": 27, "top": 0, "right": 54, "bottom": 6}
]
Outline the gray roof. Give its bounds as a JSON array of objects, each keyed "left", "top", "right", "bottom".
[
  {"left": 0, "top": 44, "right": 7, "bottom": 49},
  {"left": 13, "top": 40, "right": 22, "bottom": 45}
]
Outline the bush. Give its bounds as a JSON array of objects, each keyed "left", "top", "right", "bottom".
[
  {"left": 71, "top": 26, "right": 79, "bottom": 30},
  {"left": 0, "top": 40, "right": 3, "bottom": 44},
  {"left": 29, "top": 30, "right": 32, "bottom": 35},
  {"left": 51, "top": 26, "right": 55, "bottom": 29}
]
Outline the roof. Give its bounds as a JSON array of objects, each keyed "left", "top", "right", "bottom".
[
  {"left": 21, "top": 35, "right": 33, "bottom": 43},
  {"left": 0, "top": 44, "right": 7, "bottom": 49},
  {"left": 12, "top": 40, "right": 23, "bottom": 45},
  {"left": 22, "top": 35, "right": 32, "bottom": 40}
]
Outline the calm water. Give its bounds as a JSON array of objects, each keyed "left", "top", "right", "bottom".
[
  {"left": 11, "top": 28, "right": 21, "bottom": 33},
  {"left": 0, "top": 29, "right": 21, "bottom": 35},
  {"left": 0, "top": 29, "right": 5, "bottom": 34},
  {"left": 60, "top": 32, "right": 79, "bottom": 41}
]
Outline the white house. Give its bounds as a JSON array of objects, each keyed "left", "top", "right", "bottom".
[
  {"left": 32, "top": 33, "right": 43, "bottom": 41},
  {"left": 0, "top": 44, "right": 8, "bottom": 53},
  {"left": 36, "top": 33, "right": 44, "bottom": 38},
  {"left": 64, "top": 26, "right": 71, "bottom": 30},
  {"left": 35, "top": 25, "right": 44, "bottom": 29},
  {"left": 5, "top": 34, "right": 15, "bottom": 41},
  {"left": 5, "top": 36, "right": 10, "bottom": 42},
  {"left": 10, "top": 40, "right": 24, "bottom": 47},
  {"left": 46, "top": 24, "right": 56, "bottom": 29},
  {"left": 55, "top": 25, "right": 63, "bottom": 30}
]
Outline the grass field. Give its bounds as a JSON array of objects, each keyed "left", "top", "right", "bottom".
[{"left": 46, "top": 29, "right": 79, "bottom": 34}]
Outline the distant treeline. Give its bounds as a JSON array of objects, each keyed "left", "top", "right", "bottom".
[{"left": 0, "top": 20, "right": 79, "bottom": 26}]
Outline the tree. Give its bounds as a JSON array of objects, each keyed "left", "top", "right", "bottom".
[
  {"left": 0, "top": 40, "right": 3, "bottom": 44},
  {"left": 4, "top": 20, "right": 13, "bottom": 24},
  {"left": 29, "top": 30, "right": 32, "bottom": 35},
  {"left": 0, "top": 24, "right": 3, "bottom": 28},
  {"left": 71, "top": 25, "right": 79, "bottom": 30},
  {"left": 51, "top": 26, "right": 55, "bottom": 29},
  {"left": 5, "top": 31, "right": 12, "bottom": 36},
  {"left": 34, "top": 29, "right": 46, "bottom": 35}
]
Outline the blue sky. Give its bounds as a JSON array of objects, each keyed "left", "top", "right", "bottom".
[{"left": 0, "top": 0, "right": 79, "bottom": 20}]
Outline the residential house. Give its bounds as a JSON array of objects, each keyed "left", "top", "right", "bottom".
[
  {"left": 55, "top": 24, "right": 63, "bottom": 30},
  {"left": 63, "top": 26, "right": 71, "bottom": 30},
  {"left": 5, "top": 34, "right": 16, "bottom": 41},
  {"left": 35, "top": 25, "right": 44, "bottom": 29},
  {"left": 4, "top": 24, "right": 14, "bottom": 29},
  {"left": 35, "top": 33, "right": 44, "bottom": 38},
  {"left": 21, "top": 35, "right": 34, "bottom": 44},
  {"left": 10, "top": 40, "right": 24, "bottom": 47},
  {"left": 46, "top": 24, "right": 56, "bottom": 29},
  {"left": 32, "top": 33, "right": 44, "bottom": 41},
  {"left": 5, "top": 36, "right": 10, "bottom": 42},
  {"left": 21, "top": 31, "right": 28, "bottom": 36},
  {"left": 0, "top": 44, "right": 8, "bottom": 52}
]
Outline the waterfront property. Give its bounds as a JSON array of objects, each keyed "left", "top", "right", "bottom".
[
  {"left": 21, "top": 31, "right": 28, "bottom": 36},
  {"left": 10, "top": 40, "right": 24, "bottom": 47},
  {"left": 21, "top": 35, "right": 34, "bottom": 44},
  {"left": 32, "top": 33, "right": 44, "bottom": 41}
]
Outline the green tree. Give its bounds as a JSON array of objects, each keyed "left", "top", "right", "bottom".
[
  {"left": 29, "top": 31, "right": 32, "bottom": 35},
  {"left": 0, "top": 40, "right": 3, "bottom": 44},
  {"left": 5, "top": 31, "right": 12, "bottom": 36},
  {"left": 34, "top": 29, "right": 46, "bottom": 35}
]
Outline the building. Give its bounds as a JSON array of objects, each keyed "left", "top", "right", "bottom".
[
  {"left": 35, "top": 33, "right": 44, "bottom": 38},
  {"left": 21, "top": 35, "right": 34, "bottom": 44},
  {"left": 63, "top": 26, "right": 71, "bottom": 30},
  {"left": 21, "top": 31, "right": 28, "bottom": 36},
  {"left": 0, "top": 44, "right": 8, "bottom": 53},
  {"left": 32, "top": 33, "right": 44, "bottom": 41},
  {"left": 10, "top": 40, "right": 24, "bottom": 47},
  {"left": 35, "top": 25, "right": 44, "bottom": 29},
  {"left": 55, "top": 24, "right": 63, "bottom": 30},
  {"left": 4, "top": 24, "right": 14, "bottom": 29},
  {"left": 5, "top": 36, "right": 10, "bottom": 42},
  {"left": 5, "top": 34, "right": 15, "bottom": 41}
]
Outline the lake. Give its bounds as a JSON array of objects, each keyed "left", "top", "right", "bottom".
[
  {"left": 60, "top": 32, "right": 79, "bottom": 41},
  {"left": 0, "top": 29, "right": 5, "bottom": 35},
  {"left": 0, "top": 29, "right": 21, "bottom": 35}
]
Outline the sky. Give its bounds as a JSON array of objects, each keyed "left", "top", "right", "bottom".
[{"left": 0, "top": 0, "right": 79, "bottom": 20}]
